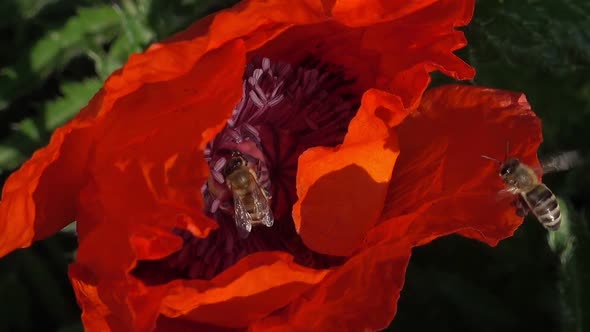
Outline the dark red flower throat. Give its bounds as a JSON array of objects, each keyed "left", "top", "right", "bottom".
[{"left": 133, "top": 57, "right": 359, "bottom": 283}]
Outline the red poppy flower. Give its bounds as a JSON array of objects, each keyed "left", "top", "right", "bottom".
[{"left": 0, "top": 0, "right": 542, "bottom": 331}]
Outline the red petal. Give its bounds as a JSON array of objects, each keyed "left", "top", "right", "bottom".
[
  {"left": 331, "top": 0, "right": 467, "bottom": 27},
  {"left": 378, "top": 84, "right": 542, "bottom": 246},
  {"left": 69, "top": 264, "right": 109, "bottom": 332},
  {"left": 251, "top": 242, "right": 411, "bottom": 331},
  {"left": 360, "top": 0, "right": 475, "bottom": 108},
  {"left": 159, "top": 252, "right": 329, "bottom": 328},
  {"left": 293, "top": 89, "right": 405, "bottom": 256},
  {"left": 70, "top": 40, "right": 248, "bottom": 331},
  {"left": 253, "top": 0, "right": 475, "bottom": 108},
  {"left": 155, "top": 316, "right": 240, "bottom": 332},
  {"left": 70, "top": 261, "right": 170, "bottom": 332}
]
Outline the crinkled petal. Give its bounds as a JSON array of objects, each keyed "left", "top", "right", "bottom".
[
  {"left": 250, "top": 84, "right": 541, "bottom": 331},
  {"left": 250, "top": 242, "right": 411, "bottom": 331},
  {"left": 159, "top": 252, "right": 329, "bottom": 328},
  {"left": 155, "top": 316, "right": 239, "bottom": 332},
  {"left": 69, "top": 40, "right": 248, "bottom": 332},
  {"left": 73, "top": 251, "right": 330, "bottom": 330},
  {"left": 332, "top": 0, "right": 462, "bottom": 27},
  {"left": 69, "top": 264, "right": 112, "bottom": 332},
  {"left": 0, "top": 99, "right": 99, "bottom": 257},
  {"left": 70, "top": 260, "right": 170, "bottom": 332},
  {"left": 378, "top": 84, "right": 542, "bottom": 246},
  {"left": 253, "top": 0, "right": 475, "bottom": 108},
  {"left": 360, "top": 0, "right": 475, "bottom": 108}
]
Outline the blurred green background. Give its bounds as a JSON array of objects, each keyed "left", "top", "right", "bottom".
[{"left": 0, "top": 1, "right": 588, "bottom": 331}]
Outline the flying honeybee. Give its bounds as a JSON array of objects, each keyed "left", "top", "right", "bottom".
[
  {"left": 482, "top": 144, "right": 581, "bottom": 231},
  {"left": 223, "top": 151, "right": 274, "bottom": 238}
]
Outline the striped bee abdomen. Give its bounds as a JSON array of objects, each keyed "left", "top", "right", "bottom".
[{"left": 523, "top": 184, "right": 561, "bottom": 230}]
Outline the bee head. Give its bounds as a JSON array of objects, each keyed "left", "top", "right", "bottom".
[
  {"left": 223, "top": 152, "right": 248, "bottom": 177},
  {"left": 499, "top": 158, "right": 520, "bottom": 177}
]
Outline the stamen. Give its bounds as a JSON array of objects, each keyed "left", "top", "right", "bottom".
[
  {"left": 213, "top": 157, "right": 227, "bottom": 172},
  {"left": 242, "top": 124, "right": 260, "bottom": 139},
  {"left": 268, "top": 94, "right": 284, "bottom": 107},
  {"left": 262, "top": 57, "right": 271, "bottom": 70},
  {"left": 210, "top": 199, "right": 221, "bottom": 213},
  {"left": 249, "top": 90, "right": 265, "bottom": 108},
  {"left": 211, "top": 170, "right": 224, "bottom": 184},
  {"left": 227, "top": 128, "right": 243, "bottom": 143}
]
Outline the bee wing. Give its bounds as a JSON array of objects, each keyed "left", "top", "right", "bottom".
[
  {"left": 251, "top": 184, "right": 274, "bottom": 227},
  {"left": 496, "top": 187, "right": 518, "bottom": 201},
  {"left": 540, "top": 150, "right": 583, "bottom": 174},
  {"left": 233, "top": 193, "right": 253, "bottom": 239}
]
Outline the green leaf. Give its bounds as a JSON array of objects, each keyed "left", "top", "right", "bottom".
[
  {"left": 0, "top": 0, "right": 59, "bottom": 26},
  {"left": 43, "top": 78, "right": 101, "bottom": 130},
  {"left": 467, "top": 1, "right": 590, "bottom": 77},
  {"left": 0, "top": 273, "right": 32, "bottom": 332},
  {"left": 548, "top": 200, "right": 590, "bottom": 332},
  {"left": 57, "top": 323, "right": 84, "bottom": 332},
  {"left": 114, "top": 0, "right": 154, "bottom": 52},
  {"left": 92, "top": 0, "right": 156, "bottom": 79},
  {"left": 93, "top": 34, "right": 132, "bottom": 80},
  {"left": 10, "top": 250, "right": 70, "bottom": 324},
  {"left": 0, "top": 135, "right": 37, "bottom": 173},
  {"left": 145, "top": 0, "right": 240, "bottom": 39},
  {"left": 0, "top": 5, "right": 119, "bottom": 110},
  {"left": 0, "top": 78, "right": 101, "bottom": 172}
]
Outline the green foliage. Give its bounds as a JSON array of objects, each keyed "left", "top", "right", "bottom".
[
  {"left": 0, "top": 235, "right": 79, "bottom": 332},
  {"left": 144, "top": 0, "right": 239, "bottom": 39},
  {"left": 390, "top": 223, "right": 562, "bottom": 332},
  {"left": 0, "top": 0, "right": 59, "bottom": 27},
  {"left": 0, "top": 273, "right": 32, "bottom": 332},
  {"left": 0, "top": 5, "right": 120, "bottom": 110},
  {"left": 0, "top": 79, "right": 102, "bottom": 171},
  {"left": 56, "top": 324, "right": 84, "bottom": 332},
  {"left": 463, "top": 0, "right": 590, "bottom": 154}
]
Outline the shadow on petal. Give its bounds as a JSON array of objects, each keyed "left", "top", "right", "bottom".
[{"left": 298, "top": 164, "right": 389, "bottom": 256}]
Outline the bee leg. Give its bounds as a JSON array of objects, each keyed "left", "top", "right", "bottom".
[
  {"left": 262, "top": 188, "right": 272, "bottom": 200},
  {"left": 512, "top": 197, "right": 530, "bottom": 217},
  {"left": 261, "top": 212, "right": 274, "bottom": 228},
  {"left": 496, "top": 187, "right": 518, "bottom": 201}
]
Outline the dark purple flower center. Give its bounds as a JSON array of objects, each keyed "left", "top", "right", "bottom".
[{"left": 133, "top": 57, "right": 359, "bottom": 283}]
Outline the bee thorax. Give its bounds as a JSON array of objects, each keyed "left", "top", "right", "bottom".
[
  {"left": 226, "top": 169, "right": 254, "bottom": 191},
  {"left": 503, "top": 165, "right": 538, "bottom": 192}
]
